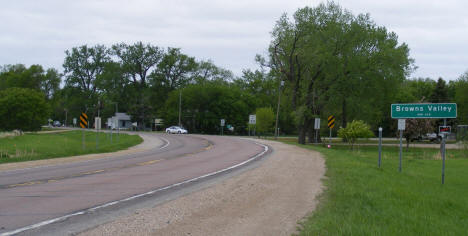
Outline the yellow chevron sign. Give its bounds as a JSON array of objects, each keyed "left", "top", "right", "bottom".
[
  {"left": 327, "top": 115, "right": 335, "bottom": 129},
  {"left": 79, "top": 112, "right": 88, "bottom": 128}
]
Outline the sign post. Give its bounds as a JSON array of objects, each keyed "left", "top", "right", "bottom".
[
  {"left": 95, "top": 117, "right": 101, "bottom": 149},
  {"left": 80, "top": 112, "right": 88, "bottom": 150},
  {"left": 314, "top": 118, "right": 320, "bottom": 144},
  {"left": 440, "top": 119, "right": 450, "bottom": 184},
  {"left": 249, "top": 115, "right": 256, "bottom": 136},
  {"left": 220, "top": 119, "right": 225, "bottom": 136},
  {"left": 378, "top": 127, "right": 383, "bottom": 168},
  {"left": 391, "top": 103, "right": 457, "bottom": 183},
  {"left": 327, "top": 115, "right": 335, "bottom": 147},
  {"left": 398, "top": 119, "right": 405, "bottom": 172}
]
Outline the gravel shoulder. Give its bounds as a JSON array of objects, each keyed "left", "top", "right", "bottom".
[
  {"left": 80, "top": 138, "right": 326, "bottom": 236},
  {"left": 0, "top": 132, "right": 161, "bottom": 172}
]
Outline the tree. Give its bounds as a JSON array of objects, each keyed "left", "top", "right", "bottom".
[
  {"left": 112, "top": 42, "right": 164, "bottom": 128},
  {"left": 454, "top": 71, "right": 468, "bottom": 124},
  {"left": 0, "top": 88, "right": 50, "bottom": 131},
  {"left": 0, "top": 64, "right": 61, "bottom": 99},
  {"left": 402, "top": 119, "right": 435, "bottom": 150},
  {"left": 256, "top": 107, "right": 275, "bottom": 136},
  {"left": 63, "top": 44, "right": 110, "bottom": 119},
  {"left": 337, "top": 120, "right": 374, "bottom": 149},
  {"left": 162, "top": 81, "right": 253, "bottom": 134},
  {"left": 266, "top": 2, "right": 413, "bottom": 144},
  {"left": 430, "top": 78, "right": 449, "bottom": 103}
]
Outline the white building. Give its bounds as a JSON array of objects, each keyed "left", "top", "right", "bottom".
[{"left": 107, "top": 113, "right": 131, "bottom": 129}]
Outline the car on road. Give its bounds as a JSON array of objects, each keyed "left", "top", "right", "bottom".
[
  {"left": 410, "top": 132, "right": 443, "bottom": 143},
  {"left": 165, "top": 126, "right": 188, "bottom": 134},
  {"left": 53, "top": 120, "right": 61, "bottom": 127}
]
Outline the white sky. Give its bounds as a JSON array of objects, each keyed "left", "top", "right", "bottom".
[{"left": 1, "top": 0, "right": 467, "bottom": 81}]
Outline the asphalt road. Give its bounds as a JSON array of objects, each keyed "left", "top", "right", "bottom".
[{"left": 0, "top": 133, "right": 267, "bottom": 235}]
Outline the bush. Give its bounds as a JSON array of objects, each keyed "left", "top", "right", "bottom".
[
  {"left": 0, "top": 88, "right": 50, "bottom": 131},
  {"left": 338, "top": 120, "right": 374, "bottom": 149}
]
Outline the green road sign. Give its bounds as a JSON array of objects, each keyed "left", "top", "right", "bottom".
[{"left": 391, "top": 103, "right": 457, "bottom": 118}]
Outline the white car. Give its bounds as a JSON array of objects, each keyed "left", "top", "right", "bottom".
[{"left": 165, "top": 126, "right": 188, "bottom": 134}]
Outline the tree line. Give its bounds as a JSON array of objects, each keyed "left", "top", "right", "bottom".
[{"left": 1, "top": 2, "right": 467, "bottom": 142}]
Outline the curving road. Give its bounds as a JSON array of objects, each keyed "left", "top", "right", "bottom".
[{"left": 0, "top": 133, "right": 268, "bottom": 235}]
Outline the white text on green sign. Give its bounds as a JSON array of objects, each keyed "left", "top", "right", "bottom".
[{"left": 391, "top": 103, "right": 457, "bottom": 118}]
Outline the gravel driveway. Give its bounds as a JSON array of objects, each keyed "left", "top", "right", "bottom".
[{"left": 80, "top": 138, "right": 326, "bottom": 236}]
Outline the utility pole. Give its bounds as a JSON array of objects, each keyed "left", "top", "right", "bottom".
[
  {"left": 116, "top": 102, "right": 119, "bottom": 141},
  {"left": 274, "top": 80, "right": 284, "bottom": 139},
  {"left": 178, "top": 89, "right": 182, "bottom": 127}
]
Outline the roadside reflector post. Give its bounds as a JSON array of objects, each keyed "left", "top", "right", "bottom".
[
  {"left": 441, "top": 118, "right": 447, "bottom": 184},
  {"left": 80, "top": 112, "right": 88, "bottom": 150},
  {"left": 398, "top": 119, "right": 405, "bottom": 172},
  {"left": 378, "top": 127, "right": 382, "bottom": 168},
  {"left": 328, "top": 115, "right": 335, "bottom": 147}
]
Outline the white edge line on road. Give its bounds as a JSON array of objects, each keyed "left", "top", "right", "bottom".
[{"left": 1, "top": 141, "right": 268, "bottom": 236}]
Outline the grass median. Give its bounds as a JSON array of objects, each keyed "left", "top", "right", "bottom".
[
  {"left": 289, "top": 142, "right": 468, "bottom": 235},
  {"left": 0, "top": 130, "right": 143, "bottom": 164}
]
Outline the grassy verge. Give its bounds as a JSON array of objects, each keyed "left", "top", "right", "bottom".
[
  {"left": 0, "top": 130, "right": 143, "bottom": 164},
  {"left": 289, "top": 142, "right": 468, "bottom": 235}
]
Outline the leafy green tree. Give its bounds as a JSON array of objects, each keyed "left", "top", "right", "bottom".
[
  {"left": 454, "top": 71, "right": 468, "bottom": 124},
  {"left": 163, "top": 81, "right": 253, "bottom": 134},
  {"left": 0, "top": 64, "right": 61, "bottom": 99},
  {"left": 430, "top": 78, "right": 449, "bottom": 103},
  {"left": 256, "top": 107, "right": 275, "bottom": 136},
  {"left": 337, "top": 120, "right": 374, "bottom": 149},
  {"left": 112, "top": 42, "right": 164, "bottom": 128},
  {"left": 402, "top": 118, "right": 435, "bottom": 149},
  {"left": 267, "top": 2, "right": 413, "bottom": 144},
  {"left": 63, "top": 44, "right": 110, "bottom": 121},
  {"left": 0, "top": 88, "right": 50, "bottom": 131}
]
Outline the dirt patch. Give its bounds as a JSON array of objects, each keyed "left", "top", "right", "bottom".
[{"left": 80, "top": 139, "right": 325, "bottom": 236}]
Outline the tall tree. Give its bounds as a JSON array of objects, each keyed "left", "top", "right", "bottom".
[
  {"left": 454, "top": 71, "right": 468, "bottom": 124},
  {"left": 63, "top": 44, "right": 110, "bottom": 113},
  {"left": 267, "top": 2, "right": 413, "bottom": 143},
  {"left": 112, "top": 42, "right": 164, "bottom": 128},
  {"left": 430, "top": 77, "right": 449, "bottom": 103}
]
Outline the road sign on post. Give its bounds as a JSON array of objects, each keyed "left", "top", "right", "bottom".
[
  {"left": 79, "top": 112, "right": 88, "bottom": 150},
  {"left": 220, "top": 119, "right": 225, "bottom": 135},
  {"left": 439, "top": 126, "right": 451, "bottom": 134},
  {"left": 391, "top": 103, "right": 457, "bottom": 118},
  {"left": 249, "top": 115, "right": 256, "bottom": 125},
  {"left": 79, "top": 113, "right": 88, "bottom": 128}
]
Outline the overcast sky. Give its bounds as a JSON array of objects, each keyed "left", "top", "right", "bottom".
[{"left": 1, "top": 0, "right": 467, "bottom": 81}]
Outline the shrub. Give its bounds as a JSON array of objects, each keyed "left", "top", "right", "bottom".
[{"left": 338, "top": 120, "right": 374, "bottom": 149}]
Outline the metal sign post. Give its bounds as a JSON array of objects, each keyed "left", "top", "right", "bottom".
[
  {"left": 441, "top": 119, "right": 449, "bottom": 184},
  {"left": 391, "top": 103, "right": 457, "bottom": 183},
  {"left": 398, "top": 119, "right": 405, "bottom": 172},
  {"left": 378, "top": 127, "right": 382, "bottom": 168},
  {"left": 327, "top": 115, "right": 335, "bottom": 146}
]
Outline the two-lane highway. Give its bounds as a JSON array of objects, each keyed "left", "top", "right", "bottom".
[{"left": 0, "top": 134, "right": 268, "bottom": 235}]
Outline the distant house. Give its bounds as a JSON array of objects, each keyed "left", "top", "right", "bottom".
[{"left": 107, "top": 113, "right": 132, "bottom": 129}]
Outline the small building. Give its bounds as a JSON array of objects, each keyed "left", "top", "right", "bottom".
[{"left": 107, "top": 113, "right": 132, "bottom": 130}]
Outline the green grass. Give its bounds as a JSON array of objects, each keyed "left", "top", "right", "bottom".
[
  {"left": 0, "top": 130, "right": 143, "bottom": 164},
  {"left": 290, "top": 143, "right": 468, "bottom": 235}
]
